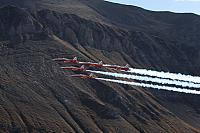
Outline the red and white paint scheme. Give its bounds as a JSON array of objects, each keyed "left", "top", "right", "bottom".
[
  {"left": 69, "top": 73, "right": 96, "bottom": 79},
  {"left": 53, "top": 57, "right": 78, "bottom": 63},
  {"left": 108, "top": 64, "right": 130, "bottom": 71},
  {"left": 61, "top": 65, "right": 86, "bottom": 71},
  {"left": 79, "top": 61, "right": 103, "bottom": 68}
]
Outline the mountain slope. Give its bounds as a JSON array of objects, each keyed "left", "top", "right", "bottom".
[{"left": 0, "top": 1, "right": 200, "bottom": 132}]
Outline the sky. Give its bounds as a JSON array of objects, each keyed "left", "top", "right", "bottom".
[{"left": 106, "top": 0, "right": 200, "bottom": 15}]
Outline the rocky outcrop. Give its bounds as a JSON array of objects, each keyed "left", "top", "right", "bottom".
[
  {"left": 35, "top": 9, "right": 200, "bottom": 74},
  {"left": 1, "top": 4, "right": 199, "bottom": 75},
  {"left": 0, "top": 5, "right": 46, "bottom": 44}
]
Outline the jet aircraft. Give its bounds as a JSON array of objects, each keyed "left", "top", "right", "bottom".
[
  {"left": 108, "top": 64, "right": 130, "bottom": 71},
  {"left": 61, "top": 65, "right": 86, "bottom": 71},
  {"left": 69, "top": 73, "right": 96, "bottom": 79},
  {"left": 79, "top": 61, "right": 103, "bottom": 68},
  {"left": 53, "top": 57, "right": 78, "bottom": 63}
]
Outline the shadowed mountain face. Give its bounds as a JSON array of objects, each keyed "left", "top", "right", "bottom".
[{"left": 0, "top": 0, "right": 200, "bottom": 133}]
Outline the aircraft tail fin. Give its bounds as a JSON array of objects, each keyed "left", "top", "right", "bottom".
[
  {"left": 99, "top": 61, "right": 103, "bottom": 65},
  {"left": 89, "top": 73, "right": 95, "bottom": 78},
  {"left": 73, "top": 57, "right": 77, "bottom": 61},
  {"left": 125, "top": 64, "right": 130, "bottom": 67},
  {"left": 80, "top": 65, "right": 85, "bottom": 69}
]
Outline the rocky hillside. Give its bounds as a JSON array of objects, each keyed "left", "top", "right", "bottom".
[{"left": 0, "top": 0, "right": 200, "bottom": 132}]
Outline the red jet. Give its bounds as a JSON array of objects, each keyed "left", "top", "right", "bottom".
[
  {"left": 69, "top": 73, "right": 96, "bottom": 79},
  {"left": 61, "top": 65, "right": 86, "bottom": 71},
  {"left": 53, "top": 57, "right": 78, "bottom": 63},
  {"left": 108, "top": 64, "right": 130, "bottom": 71},
  {"left": 79, "top": 61, "right": 103, "bottom": 68}
]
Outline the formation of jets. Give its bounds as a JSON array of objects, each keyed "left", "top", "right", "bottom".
[{"left": 53, "top": 57, "right": 130, "bottom": 79}]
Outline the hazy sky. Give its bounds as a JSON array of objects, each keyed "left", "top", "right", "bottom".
[{"left": 106, "top": 0, "right": 200, "bottom": 15}]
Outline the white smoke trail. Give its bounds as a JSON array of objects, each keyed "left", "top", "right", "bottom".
[
  {"left": 128, "top": 68, "right": 200, "bottom": 84},
  {"left": 87, "top": 70, "right": 200, "bottom": 88},
  {"left": 95, "top": 78, "right": 200, "bottom": 95}
]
